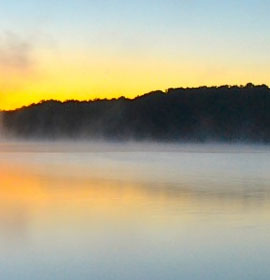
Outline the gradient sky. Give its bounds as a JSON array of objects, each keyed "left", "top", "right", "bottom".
[{"left": 0, "top": 0, "right": 269, "bottom": 110}]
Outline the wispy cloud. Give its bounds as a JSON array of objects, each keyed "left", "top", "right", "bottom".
[{"left": 0, "top": 31, "right": 34, "bottom": 72}]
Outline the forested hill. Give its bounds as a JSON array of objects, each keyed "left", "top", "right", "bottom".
[{"left": 2, "top": 83, "right": 270, "bottom": 142}]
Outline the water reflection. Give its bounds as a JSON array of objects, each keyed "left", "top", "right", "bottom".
[{"left": 0, "top": 143, "right": 270, "bottom": 280}]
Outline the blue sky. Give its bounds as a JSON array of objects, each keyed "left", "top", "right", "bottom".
[
  {"left": 0, "top": 0, "right": 269, "bottom": 109},
  {"left": 0, "top": 0, "right": 269, "bottom": 58}
]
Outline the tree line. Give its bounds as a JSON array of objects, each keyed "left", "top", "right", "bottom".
[{"left": 2, "top": 83, "right": 270, "bottom": 142}]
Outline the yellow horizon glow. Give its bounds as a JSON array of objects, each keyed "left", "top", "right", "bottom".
[{"left": 0, "top": 49, "right": 269, "bottom": 111}]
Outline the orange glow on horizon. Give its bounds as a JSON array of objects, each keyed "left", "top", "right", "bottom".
[{"left": 1, "top": 50, "right": 269, "bottom": 111}]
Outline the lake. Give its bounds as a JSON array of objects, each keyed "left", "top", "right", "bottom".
[{"left": 0, "top": 142, "right": 270, "bottom": 280}]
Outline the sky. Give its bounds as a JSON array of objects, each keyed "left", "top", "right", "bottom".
[{"left": 0, "top": 0, "right": 269, "bottom": 110}]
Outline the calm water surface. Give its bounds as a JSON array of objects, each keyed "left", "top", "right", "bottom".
[{"left": 0, "top": 142, "right": 270, "bottom": 280}]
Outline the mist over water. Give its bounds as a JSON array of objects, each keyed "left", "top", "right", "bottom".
[{"left": 0, "top": 141, "right": 270, "bottom": 280}]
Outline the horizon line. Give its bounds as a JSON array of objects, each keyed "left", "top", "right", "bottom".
[{"left": 1, "top": 82, "right": 269, "bottom": 112}]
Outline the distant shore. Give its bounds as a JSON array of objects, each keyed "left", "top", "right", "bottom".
[{"left": 2, "top": 83, "right": 270, "bottom": 142}]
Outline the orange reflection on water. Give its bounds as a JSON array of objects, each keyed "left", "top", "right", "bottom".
[
  {"left": 0, "top": 160, "right": 270, "bottom": 230},
  {"left": 1, "top": 145, "right": 270, "bottom": 280}
]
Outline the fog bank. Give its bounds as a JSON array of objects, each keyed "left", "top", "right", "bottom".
[{"left": 2, "top": 84, "right": 270, "bottom": 143}]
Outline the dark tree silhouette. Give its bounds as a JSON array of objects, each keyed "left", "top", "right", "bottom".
[{"left": 2, "top": 83, "right": 270, "bottom": 142}]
